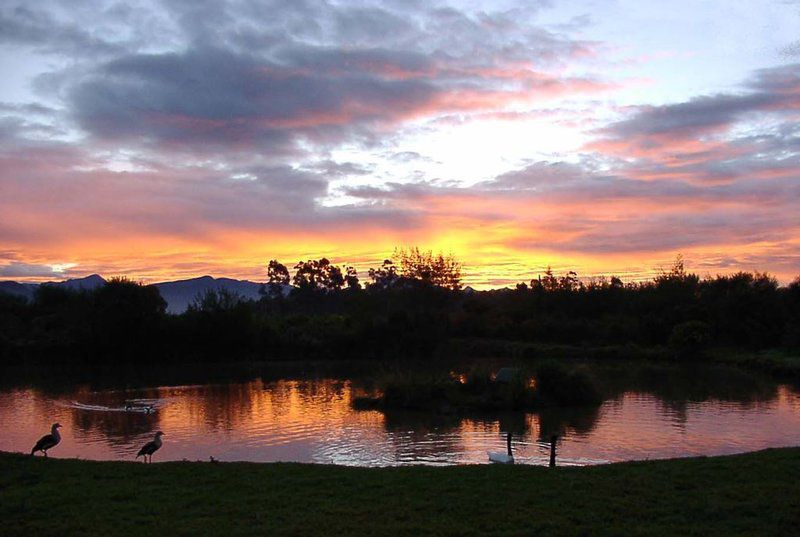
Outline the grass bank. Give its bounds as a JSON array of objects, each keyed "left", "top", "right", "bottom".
[
  {"left": 713, "top": 349, "right": 800, "bottom": 383},
  {"left": 445, "top": 338, "right": 800, "bottom": 384},
  {"left": 440, "top": 338, "right": 672, "bottom": 362},
  {"left": 2, "top": 449, "right": 799, "bottom": 536}
]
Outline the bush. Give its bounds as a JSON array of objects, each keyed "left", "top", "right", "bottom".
[
  {"left": 668, "top": 320, "right": 711, "bottom": 358},
  {"left": 533, "top": 362, "right": 603, "bottom": 407}
]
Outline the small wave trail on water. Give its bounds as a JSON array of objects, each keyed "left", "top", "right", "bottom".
[{"left": 57, "top": 398, "right": 167, "bottom": 414}]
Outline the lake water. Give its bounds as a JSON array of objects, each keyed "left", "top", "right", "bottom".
[{"left": 1, "top": 362, "right": 799, "bottom": 466}]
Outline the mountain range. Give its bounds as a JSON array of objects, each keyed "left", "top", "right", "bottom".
[{"left": 0, "top": 274, "right": 282, "bottom": 313}]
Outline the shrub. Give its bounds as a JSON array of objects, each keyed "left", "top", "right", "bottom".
[
  {"left": 533, "top": 362, "right": 602, "bottom": 407},
  {"left": 668, "top": 320, "right": 711, "bottom": 358}
]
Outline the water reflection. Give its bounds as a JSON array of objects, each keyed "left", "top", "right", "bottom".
[{"left": 1, "top": 362, "right": 799, "bottom": 466}]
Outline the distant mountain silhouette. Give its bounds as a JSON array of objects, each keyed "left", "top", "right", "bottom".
[
  {"left": 0, "top": 280, "right": 38, "bottom": 301},
  {"left": 155, "top": 276, "right": 268, "bottom": 313},
  {"left": 0, "top": 274, "right": 106, "bottom": 301},
  {"left": 55, "top": 274, "right": 107, "bottom": 291},
  {"left": 0, "top": 274, "right": 289, "bottom": 313}
]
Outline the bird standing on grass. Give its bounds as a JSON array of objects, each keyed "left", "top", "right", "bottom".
[
  {"left": 31, "top": 423, "right": 62, "bottom": 457},
  {"left": 136, "top": 431, "right": 164, "bottom": 463}
]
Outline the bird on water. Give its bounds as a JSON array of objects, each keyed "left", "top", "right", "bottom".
[
  {"left": 488, "top": 431, "right": 515, "bottom": 464},
  {"left": 31, "top": 423, "right": 62, "bottom": 457},
  {"left": 136, "top": 431, "right": 164, "bottom": 463}
]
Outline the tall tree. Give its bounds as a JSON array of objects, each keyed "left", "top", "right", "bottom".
[
  {"left": 368, "top": 259, "right": 398, "bottom": 289},
  {"left": 292, "top": 258, "right": 346, "bottom": 292},
  {"left": 393, "top": 247, "right": 463, "bottom": 290},
  {"left": 264, "top": 260, "right": 290, "bottom": 298},
  {"left": 344, "top": 266, "right": 360, "bottom": 290}
]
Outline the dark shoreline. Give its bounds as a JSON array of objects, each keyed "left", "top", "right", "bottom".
[{"left": 3, "top": 343, "right": 798, "bottom": 388}]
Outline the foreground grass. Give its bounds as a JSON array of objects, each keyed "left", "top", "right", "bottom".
[{"left": 2, "top": 449, "right": 799, "bottom": 536}]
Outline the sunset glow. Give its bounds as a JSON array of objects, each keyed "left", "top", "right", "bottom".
[{"left": 1, "top": 1, "right": 799, "bottom": 286}]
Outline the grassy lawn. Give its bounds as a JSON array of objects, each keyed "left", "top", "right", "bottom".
[{"left": 2, "top": 449, "right": 799, "bottom": 536}]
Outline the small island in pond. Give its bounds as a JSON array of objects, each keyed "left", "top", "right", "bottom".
[{"left": 352, "top": 362, "right": 603, "bottom": 413}]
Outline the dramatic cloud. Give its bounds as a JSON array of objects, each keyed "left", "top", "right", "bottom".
[
  {"left": 0, "top": 0, "right": 798, "bottom": 285},
  {"left": 588, "top": 64, "right": 800, "bottom": 183},
  {"left": 0, "top": 261, "right": 72, "bottom": 278},
  {"left": 343, "top": 155, "right": 800, "bottom": 282},
  {"left": 62, "top": 37, "right": 605, "bottom": 155}
]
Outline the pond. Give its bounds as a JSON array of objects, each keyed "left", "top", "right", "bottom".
[{"left": 1, "top": 361, "right": 799, "bottom": 466}]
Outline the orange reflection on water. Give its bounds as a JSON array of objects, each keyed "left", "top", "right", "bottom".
[{"left": 2, "top": 380, "right": 800, "bottom": 466}]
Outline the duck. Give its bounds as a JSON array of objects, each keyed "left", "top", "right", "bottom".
[
  {"left": 31, "top": 423, "right": 62, "bottom": 457},
  {"left": 135, "top": 431, "right": 164, "bottom": 463}
]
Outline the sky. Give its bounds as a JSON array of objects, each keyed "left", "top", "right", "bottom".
[{"left": 0, "top": 0, "right": 799, "bottom": 287}]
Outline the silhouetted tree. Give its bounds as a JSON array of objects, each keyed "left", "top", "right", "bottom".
[
  {"left": 344, "top": 266, "right": 360, "bottom": 290},
  {"left": 393, "top": 247, "right": 462, "bottom": 290},
  {"left": 89, "top": 277, "right": 166, "bottom": 361},
  {"left": 191, "top": 288, "right": 243, "bottom": 312},
  {"left": 320, "top": 262, "right": 344, "bottom": 291},
  {"left": 786, "top": 276, "right": 800, "bottom": 348},
  {"left": 185, "top": 288, "right": 256, "bottom": 358},
  {"left": 2, "top": 250, "right": 799, "bottom": 366},
  {"left": 292, "top": 258, "right": 345, "bottom": 292},
  {"left": 368, "top": 259, "right": 399, "bottom": 289},
  {"left": 264, "top": 260, "right": 290, "bottom": 298},
  {"left": 559, "top": 270, "right": 581, "bottom": 292},
  {"left": 655, "top": 254, "right": 699, "bottom": 288},
  {"left": 293, "top": 259, "right": 321, "bottom": 290},
  {"left": 538, "top": 266, "right": 559, "bottom": 292},
  {"left": 668, "top": 320, "right": 711, "bottom": 359}
]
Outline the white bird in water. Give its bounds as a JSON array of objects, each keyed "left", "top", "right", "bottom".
[
  {"left": 31, "top": 423, "right": 62, "bottom": 457},
  {"left": 488, "top": 432, "right": 515, "bottom": 464},
  {"left": 136, "top": 431, "right": 164, "bottom": 463}
]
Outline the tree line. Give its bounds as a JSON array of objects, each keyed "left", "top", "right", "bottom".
[
  {"left": 0, "top": 251, "right": 798, "bottom": 367},
  {"left": 264, "top": 247, "right": 463, "bottom": 295}
]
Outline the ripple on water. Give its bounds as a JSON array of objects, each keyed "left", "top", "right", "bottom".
[{"left": 2, "top": 379, "right": 800, "bottom": 466}]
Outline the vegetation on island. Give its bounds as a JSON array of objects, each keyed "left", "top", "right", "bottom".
[
  {"left": 352, "top": 361, "right": 602, "bottom": 413},
  {"left": 2, "top": 448, "right": 799, "bottom": 536},
  {"left": 1, "top": 250, "right": 799, "bottom": 379}
]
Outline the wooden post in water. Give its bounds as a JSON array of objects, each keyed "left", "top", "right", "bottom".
[{"left": 549, "top": 435, "right": 558, "bottom": 468}]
